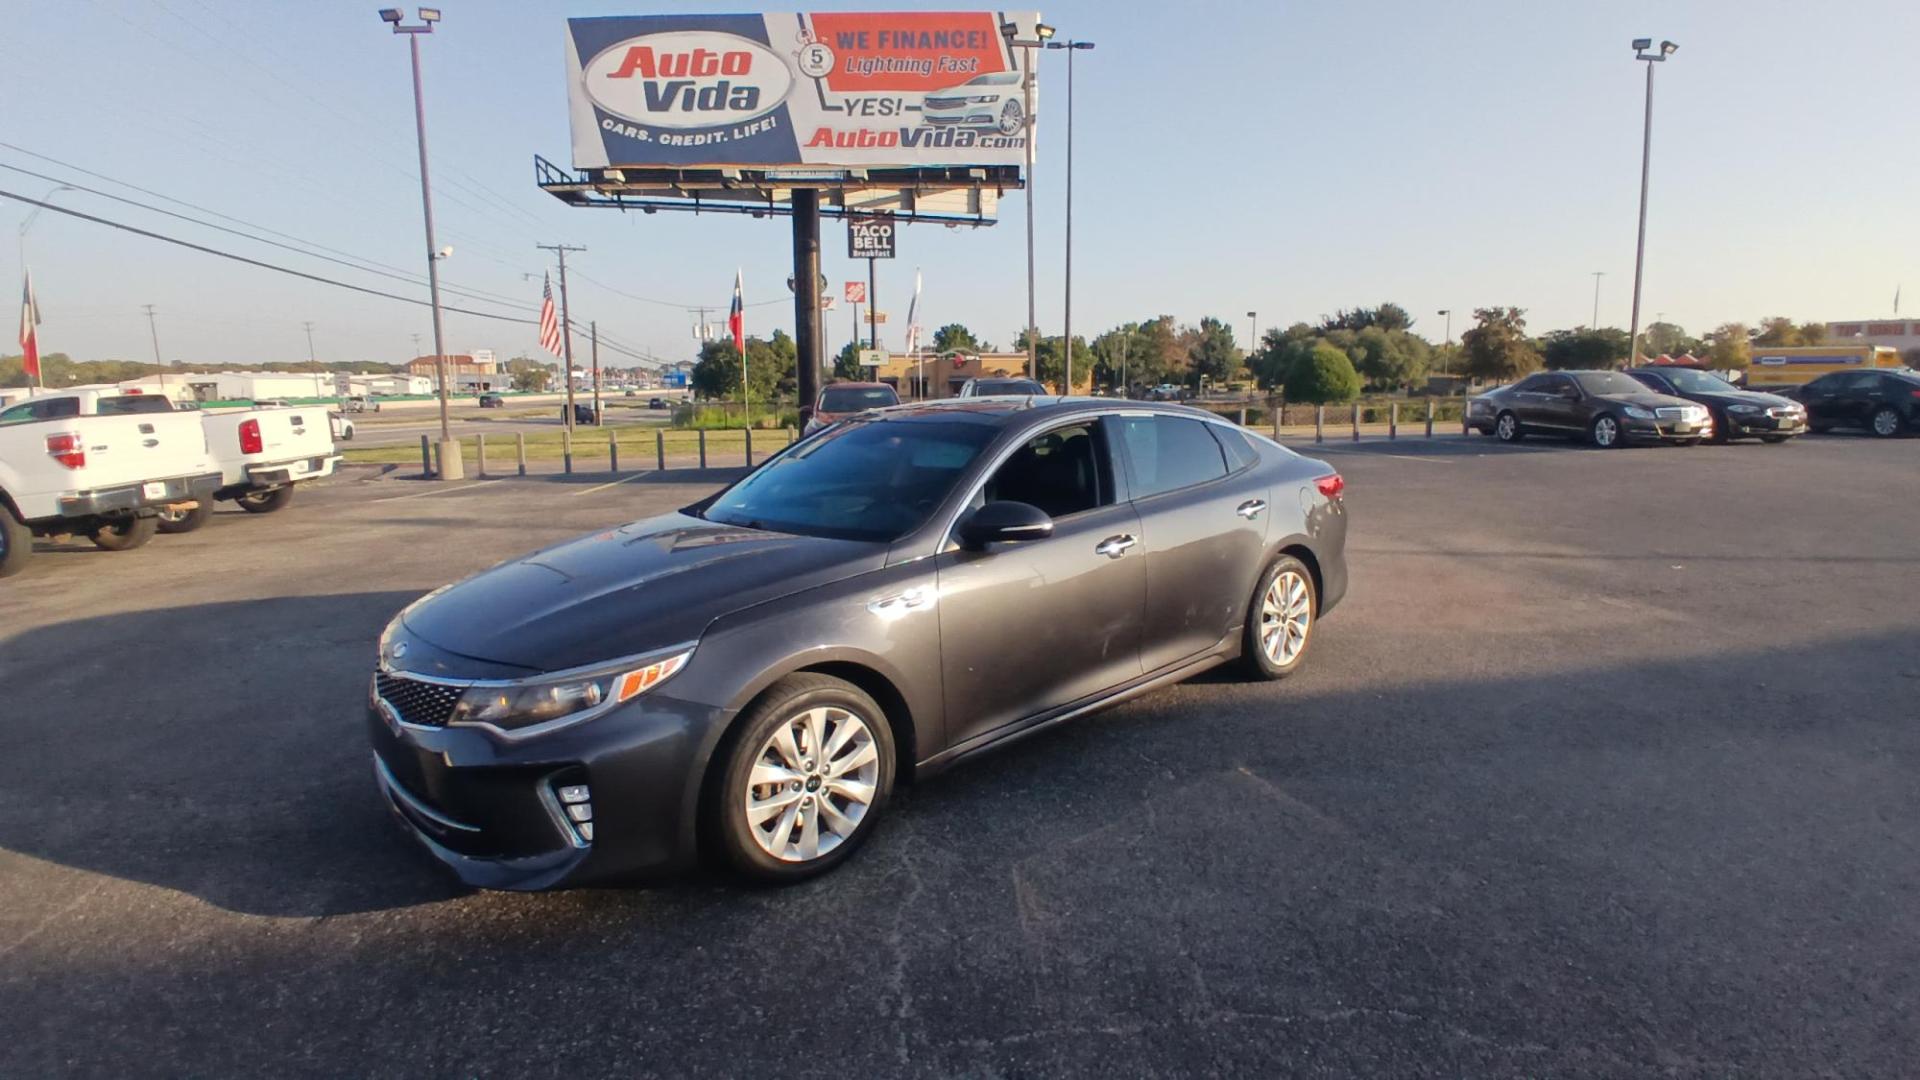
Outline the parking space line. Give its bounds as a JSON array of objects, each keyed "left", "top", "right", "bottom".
[
  {"left": 571, "top": 471, "right": 656, "bottom": 497},
  {"left": 370, "top": 480, "right": 503, "bottom": 502}
]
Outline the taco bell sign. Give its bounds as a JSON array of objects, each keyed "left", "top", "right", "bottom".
[{"left": 565, "top": 12, "right": 1039, "bottom": 169}]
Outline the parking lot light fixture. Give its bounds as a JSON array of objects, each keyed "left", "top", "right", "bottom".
[
  {"left": 1627, "top": 36, "right": 1677, "bottom": 366},
  {"left": 1001, "top": 19, "right": 1054, "bottom": 379}
]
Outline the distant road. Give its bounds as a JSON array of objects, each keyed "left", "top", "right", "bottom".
[{"left": 344, "top": 401, "right": 673, "bottom": 449}]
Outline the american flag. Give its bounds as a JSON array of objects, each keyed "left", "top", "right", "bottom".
[{"left": 538, "top": 273, "right": 563, "bottom": 356}]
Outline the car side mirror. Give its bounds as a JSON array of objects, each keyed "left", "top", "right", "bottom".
[{"left": 956, "top": 501, "right": 1054, "bottom": 550}]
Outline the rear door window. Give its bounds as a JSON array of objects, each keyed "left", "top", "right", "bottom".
[{"left": 1116, "top": 415, "right": 1228, "bottom": 500}]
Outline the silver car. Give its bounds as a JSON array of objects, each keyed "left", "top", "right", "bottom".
[{"left": 922, "top": 71, "right": 1025, "bottom": 134}]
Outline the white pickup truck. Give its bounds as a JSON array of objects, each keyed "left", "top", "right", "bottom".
[
  {"left": 0, "top": 391, "right": 341, "bottom": 575},
  {"left": 0, "top": 389, "right": 223, "bottom": 576}
]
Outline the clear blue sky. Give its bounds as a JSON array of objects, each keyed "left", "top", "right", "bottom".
[{"left": 5, "top": 0, "right": 1916, "bottom": 367}]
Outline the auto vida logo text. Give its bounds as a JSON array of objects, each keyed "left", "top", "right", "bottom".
[{"left": 586, "top": 31, "right": 793, "bottom": 130}]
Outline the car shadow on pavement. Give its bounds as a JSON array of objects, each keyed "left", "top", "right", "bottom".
[{"left": 0, "top": 592, "right": 476, "bottom": 918}]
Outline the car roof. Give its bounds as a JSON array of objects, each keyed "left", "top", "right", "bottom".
[
  {"left": 822, "top": 381, "right": 891, "bottom": 390},
  {"left": 858, "top": 396, "right": 1221, "bottom": 427}
]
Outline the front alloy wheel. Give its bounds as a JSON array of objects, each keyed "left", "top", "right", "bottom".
[
  {"left": 713, "top": 673, "right": 895, "bottom": 882},
  {"left": 1495, "top": 412, "right": 1522, "bottom": 443},
  {"left": 998, "top": 99, "right": 1024, "bottom": 135},
  {"left": 1591, "top": 414, "right": 1621, "bottom": 448},
  {"left": 1870, "top": 407, "right": 1901, "bottom": 437}
]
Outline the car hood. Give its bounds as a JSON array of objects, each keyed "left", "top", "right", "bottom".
[
  {"left": 1590, "top": 391, "right": 1697, "bottom": 410},
  {"left": 1676, "top": 388, "right": 1797, "bottom": 408},
  {"left": 399, "top": 512, "right": 887, "bottom": 673}
]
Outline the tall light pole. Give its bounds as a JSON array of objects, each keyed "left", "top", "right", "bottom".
[
  {"left": 302, "top": 320, "right": 317, "bottom": 363},
  {"left": 1437, "top": 309, "right": 1452, "bottom": 374},
  {"left": 1246, "top": 310, "right": 1258, "bottom": 354},
  {"left": 142, "top": 304, "right": 162, "bottom": 365},
  {"left": 1002, "top": 18, "right": 1054, "bottom": 380},
  {"left": 380, "top": 7, "right": 461, "bottom": 479},
  {"left": 1590, "top": 272, "right": 1605, "bottom": 328},
  {"left": 1627, "top": 38, "right": 1677, "bottom": 365},
  {"left": 1047, "top": 37, "right": 1093, "bottom": 394}
]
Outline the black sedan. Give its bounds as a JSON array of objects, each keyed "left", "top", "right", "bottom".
[
  {"left": 368, "top": 399, "right": 1349, "bottom": 887},
  {"left": 1469, "top": 369, "right": 1710, "bottom": 447},
  {"left": 1776, "top": 369, "right": 1920, "bottom": 437},
  {"left": 1625, "top": 366, "right": 1807, "bottom": 443},
  {"left": 562, "top": 402, "right": 600, "bottom": 425}
]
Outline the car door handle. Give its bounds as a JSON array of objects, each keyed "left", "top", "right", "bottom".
[
  {"left": 142, "top": 438, "right": 160, "bottom": 448},
  {"left": 1236, "top": 499, "right": 1267, "bottom": 519},
  {"left": 1093, "top": 534, "right": 1137, "bottom": 558}
]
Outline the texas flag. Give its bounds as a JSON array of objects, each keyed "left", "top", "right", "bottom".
[
  {"left": 728, "top": 270, "right": 745, "bottom": 355},
  {"left": 18, "top": 269, "right": 41, "bottom": 383}
]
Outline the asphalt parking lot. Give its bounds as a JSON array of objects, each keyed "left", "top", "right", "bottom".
[{"left": 4, "top": 433, "right": 1918, "bottom": 1077}]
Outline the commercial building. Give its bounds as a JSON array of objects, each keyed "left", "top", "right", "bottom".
[
  {"left": 869, "top": 350, "right": 1075, "bottom": 399},
  {"left": 1825, "top": 319, "right": 1920, "bottom": 355},
  {"left": 406, "top": 352, "right": 503, "bottom": 391}
]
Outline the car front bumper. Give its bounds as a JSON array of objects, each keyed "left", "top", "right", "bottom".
[
  {"left": 54, "top": 471, "right": 222, "bottom": 519},
  {"left": 1724, "top": 413, "right": 1807, "bottom": 438},
  {"left": 366, "top": 686, "right": 731, "bottom": 890},
  {"left": 1620, "top": 417, "right": 1708, "bottom": 442}
]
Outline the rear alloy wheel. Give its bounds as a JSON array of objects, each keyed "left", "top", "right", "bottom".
[
  {"left": 237, "top": 486, "right": 294, "bottom": 514},
  {"left": 155, "top": 499, "right": 213, "bottom": 535},
  {"left": 89, "top": 515, "right": 158, "bottom": 552},
  {"left": 1869, "top": 407, "right": 1901, "bottom": 438},
  {"left": 998, "top": 99, "right": 1024, "bottom": 135},
  {"left": 1242, "top": 555, "right": 1316, "bottom": 680},
  {"left": 1495, "top": 411, "right": 1523, "bottom": 443},
  {"left": 713, "top": 673, "right": 895, "bottom": 882},
  {"left": 1590, "top": 414, "right": 1621, "bottom": 448},
  {"left": 0, "top": 503, "right": 32, "bottom": 578}
]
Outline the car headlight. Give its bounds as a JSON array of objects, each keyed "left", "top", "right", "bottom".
[
  {"left": 449, "top": 649, "right": 693, "bottom": 733},
  {"left": 971, "top": 95, "right": 999, "bottom": 103},
  {"left": 1623, "top": 405, "right": 1655, "bottom": 420},
  {"left": 1727, "top": 403, "right": 1761, "bottom": 414}
]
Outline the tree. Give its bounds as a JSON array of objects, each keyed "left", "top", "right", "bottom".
[
  {"left": 831, "top": 341, "right": 864, "bottom": 380},
  {"left": 1348, "top": 325, "right": 1432, "bottom": 389},
  {"left": 1318, "top": 302, "right": 1414, "bottom": 334},
  {"left": 509, "top": 366, "right": 551, "bottom": 392},
  {"left": 1186, "top": 316, "right": 1243, "bottom": 388},
  {"left": 691, "top": 336, "right": 783, "bottom": 401},
  {"left": 1459, "top": 307, "right": 1541, "bottom": 382},
  {"left": 1750, "top": 317, "right": 1826, "bottom": 348},
  {"left": 1540, "top": 327, "right": 1631, "bottom": 371},
  {"left": 1284, "top": 342, "right": 1362, "bottom": 403},
  {"left": 931, "top": 323, "right": 981, "bottom": 354},
  {"left": 1704, "top": 323, "right": 1752, "bottom": 371},
  {"left": 1642, "top": 321, "right": 1702, "bottom": 358},
  {"left": 1013, "top": 330, "right": 1093, "bottom": 393}
]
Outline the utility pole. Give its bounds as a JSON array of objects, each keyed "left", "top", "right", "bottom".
[
  {"left": 1590, "top": 272, "right": 1605, "bottom": 328},
  {"left": 1048, "top": 38, "right": 1095, "bottom": 393},
  {"left": 538, "top": 243, "right": 586, "bottom": 439},
  {"left": 411, "top": 332, "right": 422, "bottom": 357},
  {"left": 1001, "top": 20, "right": 1053, "bottom": 378},
  {"left": 380, "top": 7, "right": 459, "bottom": 478},
  {"left": 590, "top": 319, "right": 601, "bottom": 426},
  {"left": 302, "top": 321, "right": 317, "bottom": 363},
  {"left": 142, "top": 304, "right": 162, "bottom": 365}
]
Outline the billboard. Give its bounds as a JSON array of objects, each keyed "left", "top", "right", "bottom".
[{"left": 565, "top": 12, "right": 1039, "bottom": 170}]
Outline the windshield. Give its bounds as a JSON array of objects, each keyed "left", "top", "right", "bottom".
[
  {"left": 966, "top": 71, "right": 1021, "bottom": 87},
  {"left": 818, "top": 386, "right": 898, "bottom": 413},
  {"left": 1572, "top": 371, "right": 1653, "bottom": 396},
  {"left": 977, "top": 379, "right": 1045, "bottom": 395},
  {"left": 1652, "top": 368, "right": 1734, "bottom": 393},
  {"left": 703, "top": 419, "right": 996, "bottom": 542}
]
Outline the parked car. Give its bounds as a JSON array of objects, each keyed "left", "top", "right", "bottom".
[
  {"left": 341, "top": 396, "right": 379, "bottom": 414},
  {"left": 563, "top": 403, "right": 600, "bottom": 425},
  {"left": 804, "top": 381, "right": 900, "bottom": 435},
  {"left": 1624, "top": 366, "right": 1806, "bottom": 443},
  {"left": 329, "top": 413, "right": 356, "bottom": 442},
  {"left": 956, "top": 376, "right": 1048, "bottom": 398},
  {"left": 368, "top": 399, "right": 1348, "bottom": 887},
  {"left": 0, "top": 389, "right": 222, "bottom": 576},
  {"left": 1773, "top": 369, "right": 1920, "bottom": 437},
  {"left": 624, "top": 389, "right": 638, "bottom": 397},
  {"left": 921, "top": 70, "right": 1026, "bottom": 134},
  {"left": 647, "top": 397, "right": 667, "bottom": 410},
  {"left": 163, "top": 402, "right": 340, "bottom": 533},
  {"left": 478, "top": 393, "right": 506, "bottom": 409},
  {"left": 1469, "top": 370, "right": 1709, "bottom": 447}
]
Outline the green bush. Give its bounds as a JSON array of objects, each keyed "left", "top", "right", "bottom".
[{"left": 1284, "top": 343, "right": 1363, "bottom": 403}]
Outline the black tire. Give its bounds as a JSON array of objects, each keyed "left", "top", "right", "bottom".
[
  {"left": 1707, "top": 412, "right": 1730, "bottom": 444},
  {"left": 1589, "top": 413, "right": 1622, "bottom": 448},
  {"left": 1869, "top": 407, "right": 1902, "bottom": 438},
  {"left": 1240, "top": 554, "right": 1318, "bottom": 680},
  {"left": 89, "top": 515, "right": 157, "bottom": 552},
  {"left": 237, "top": 486, "right": 294, "bottom": 514},
  {"left": 708, "top": 673, "right": 896, "bottom": 884},
  {"left": 0, "top": 502, "right": 32, "bottom": 578},
  {"left": 1494, "top": 411, "right": 1524, "bottom": 443},
  {"left": 155, "top": 499, "right": 214, "bottom": 535},
  {"left": 1760, "top": 435, "right": 1792, "bottom": 444}
]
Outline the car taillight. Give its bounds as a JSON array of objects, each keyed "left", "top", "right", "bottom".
[
  {"left": 46, "top": 432, "right": 85, "bottom": 469},
  {"left": 238, "top": 418, "right": 263, "bottom": 454},
  {"left": 1910, "top": 389, "right": 1920, "bottom": 401},
  {"left": 1315, "top": 473, "right": 1345, "bottom": 499}
]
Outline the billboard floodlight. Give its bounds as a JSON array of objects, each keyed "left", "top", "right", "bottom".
[
  {"left": 1631, "top": 37, "right": 1652, "bottom": 50},
  {"left": 1660, "top": 40, "right": 1678, "bottom": 55},
  {"left": 379, "top": 8, "right": 403, "bottom": 23},
  {"left": 419, "top": 7, "right": 441, "bottom": 22}
]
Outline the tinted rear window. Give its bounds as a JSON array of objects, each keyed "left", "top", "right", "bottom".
[
  {"left": 819, "top": 386, "right": 898, "bottom": 412},
  {"left": 1117, "top": 416, "right": 1228, "bottom": 499},
  {"left": 977, "top": 379, "right": 1045, "bottom": 395},
  {"left": 95, "top": 396, "right": 175, "bottom": 415}
]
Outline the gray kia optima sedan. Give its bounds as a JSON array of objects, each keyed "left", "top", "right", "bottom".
[{"left": 368, "top": 398, "right": 1348, "bottom": 888}]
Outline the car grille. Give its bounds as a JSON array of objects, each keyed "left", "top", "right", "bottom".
[
  {"left": 1655, "top": 407, "right": 1695, "bottom": 421},
  {"left": 1767, "top": 405, "right": 1802, "bottom": 418},
  {"left": 924, "top": 96, "right": 968, "bottom": 109},
  {"left": 375, "top": 672, "right": 463, "bottom": 728}
]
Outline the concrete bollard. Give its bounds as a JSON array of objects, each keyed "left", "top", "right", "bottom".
[
  {"left": 1352, "top": 404, "right": 1360, "bottom": 442},
  {"left": 420, "top": 434, "right": 433, "bottom": 478},
  {"left": 1426, "top": 399, "right": 1435, "bottom": 438},
  {"left": 698, "top": 429, "right": 708, "bottom": 469},
  {"left": 1389, "top": 402, "right": 1398, "bottom": 440},
  {"left": 516, "top": 432, "right": 527, "bottom": 476},
  {"left": 1237, "top": 406, "right": 1247, "bottom": 426},
  {"left": 476, "top": 434, "right": 487, "bottom": 478},
  {"left": 1463, "top": 404, "right": 1471, "bottom": 436},
  {"left": 745, "top": 427, "right": 754, "bottom": 467},
  {"left": 608, "top": 428, "right": 619, "bottom": 473},
  {"left": 1314, "top": 405, "right": 1324, "bottom": 443},
  {"left": 656, "top": 430, "right": 666, "bottom": 471}
]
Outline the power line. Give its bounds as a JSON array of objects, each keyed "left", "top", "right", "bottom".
[
  {"left": 570, "top": 267, "right": 790, "bottom": 312},
  {"left": 0, "top": 187, "right": 538, "bottom": 325}
]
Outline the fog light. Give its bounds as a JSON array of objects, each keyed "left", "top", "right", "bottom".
[
  {"left": 578, "top": 822, "right": 594, "bottom": 842},
  {"left": 566, "top": 802, "right": 593, "bottom": 823},
  {"left": 558, "top": 785, "right": 590, "bottom": 804}
]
